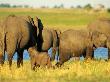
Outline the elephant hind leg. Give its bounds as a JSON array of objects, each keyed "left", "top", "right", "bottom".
[
  {"left": 17, "top": 49, "right": 24, "bottom": 68},
  {"left": 0, "top": 53, "right": 4, "bottom": 66},
  {"left": 7, "top": 50, "right": 15, "bottom": 69},
  {"left": 7, "top": 54, "right": 13, "bottom": 69}
]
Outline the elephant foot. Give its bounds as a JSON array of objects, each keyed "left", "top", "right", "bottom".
[{"left": 55, "top": 62, "right": 62, "bottom": 67}]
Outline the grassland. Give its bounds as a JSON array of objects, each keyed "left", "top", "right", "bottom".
[
  {"left": 0, "top": 8, "right": 110, "bottom": 82},
  {"left": 0, "top": 8, "right": 110, "bottom": 31},
  {"left": 1, "top": 60, "right": 110, "bottom": 82}
]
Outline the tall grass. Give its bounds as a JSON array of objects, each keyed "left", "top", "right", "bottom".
[{"left": 1, "top": 60, "right": 110, "bottom": 82}]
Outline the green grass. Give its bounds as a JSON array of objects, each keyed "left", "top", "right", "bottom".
[{"left": 0, "top": 8, "right": 110, "bottom": 31}]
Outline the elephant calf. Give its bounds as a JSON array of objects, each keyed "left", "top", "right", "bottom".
[{"left": 28, "top": 47, "right": 52, "bottom": 70}]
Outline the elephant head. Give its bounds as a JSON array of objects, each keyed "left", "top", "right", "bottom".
[{"left": 92, "top": 31, "right": 107, "bottom": 48}]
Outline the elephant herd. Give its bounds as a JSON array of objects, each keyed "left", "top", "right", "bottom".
[{"left": 0, "top": 15, "right": 110, "bottom": 70}]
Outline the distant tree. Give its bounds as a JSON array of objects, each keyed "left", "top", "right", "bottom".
[
  {"left": 77, "top": 5, "right": 82, "bottom": 9},
  {"left": 84, "top": 4, "right": 92, "bottom": 10},
  {"left": 60, "top": 4, "right": 64, "bottom": 8},
  {"left": 0, "top": 3, "right": 11, "bottom": 8},
  {"left": 53, "top": 5, "right": 58, "bottom": 8},
  {"left": 24, "top": 5, "right": 29, "bottom": 8},
  {"left": 12, "top": 5, "right": 17, "bottom": 8},
  {"left": 17, "top": 5, "right": 23, "bottom": 8},
  {"left": 70, "top": 6, "right": 74, "bottom": 9},
  {"left": 41, "top": 6, "right": 49, "bottom": 8}
]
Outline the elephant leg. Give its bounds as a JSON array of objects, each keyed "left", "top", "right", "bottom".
[
  {"left": 31, "top": 58, "right": 36, "bottom": 70},
  {"left": 85, "top": 46, "right": 94, "bottom": 60},
  {"left": 47, "top": 57, "right": 52, "bottom": 68},
  {"left": 0, "top": 54, "right": 4, "bottom": 66},
  {"left": 28, "top": 47, "right": 37, "bottom": 70},
  {"left": 73, "top": 57, "right": 80, "bottom": 61},
  {"left": 17, "top": 49, "right": 24, "bottom": 68},
  {"left": 6, "top": 46, "right": 16, "bottom": 68},
  {"left": 51, "top": 47, "right": 56, "bottom": 61},
  {"left": 7, "top": 54, "right": 13, "bottom": 69},
  {"left": 108, "top": 48, "right": 110, "bottom": 60},
  {"left": 55, "top": 54, "right": 64, "bottom": 67}
]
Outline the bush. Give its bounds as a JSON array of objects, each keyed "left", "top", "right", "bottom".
[
  {"left": 84, "top": 4, "right": 92, "bottom": 10},
  {"left": 107, "top": 8, "right": 110, "bottom": 13}
]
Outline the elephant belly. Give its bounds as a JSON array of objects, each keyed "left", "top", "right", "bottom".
[
  {"left": 60, "top": 40, "right": 85, "bottom": 57},
  {"left": 41, "top": 41, "right": 52, "bottom": 51}
]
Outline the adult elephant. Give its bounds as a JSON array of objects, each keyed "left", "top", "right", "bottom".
[
  {"left": 56, "top": 29, "right": 94, "bottom": 66},
  {"left": 0, "top": 15, "right": 38, "bottom": 68},
  {"left": 34, "top": 17, "right": 60, "bottom": 61},
  {"left": 87, "top": 18, "right": 110, "bottom": 59}
]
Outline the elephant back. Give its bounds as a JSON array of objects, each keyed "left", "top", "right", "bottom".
[{"left": 87, "top": 18, "right": 110, "bottom": 37}]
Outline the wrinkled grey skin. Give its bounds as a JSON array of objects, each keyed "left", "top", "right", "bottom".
[
  {"left": 28, "top": 47, "right": 52, "bottom": 70},
  {"left": 0, "top": 15, "right": 37, "bottom": 68},
  {"left": 35, "top": 17, "right": 60, "bottom": 61},
  {"left": 56, "top": 29, "right": 93, "bottom": 66},
  {"left": 87, "top": 18, "right": 110, "bottom": 59}
]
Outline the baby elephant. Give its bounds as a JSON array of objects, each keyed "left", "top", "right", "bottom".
[{"left": 28, "top": 48, "right": 52, "bottom": 70}]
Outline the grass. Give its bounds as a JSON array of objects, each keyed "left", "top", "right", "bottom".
[
  {"left": 0, "top": 8, "right": 110, "bottom": 31},
  {"left": 0, "top": 8, "right": 110, "bottom": 82},
  {"left": 1, "top": 60, "right": 110, "bottom": 82}
]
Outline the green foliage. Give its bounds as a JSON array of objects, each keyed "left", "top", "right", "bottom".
[
  {"left": 0, "top": 3, "right": 11, "bottom": 8},
  {"left": 77, "top": 5, "right": 82, "bottom": 9},
  {"left": 84, "top": 4, "right": 92, "bottom": 10},
  {"left": 0, "top": 3, "right": 30, "bottom": 8},
  {"left": 107, "top": 8, "right": 110, "bottom": 13}
]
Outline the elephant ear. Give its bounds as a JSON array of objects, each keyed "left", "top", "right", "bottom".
[
  {"left": 28, "top": 16, "right": 35, "bottom": 26},
  {"left": 92, "top": 31, "right": 107, "bottom": 40},
  {"left": 37, "top": 17, "right": 43, "bottom": 30},
  {"left": 99, "top": 33, "right": 107, "bottom": 42}
]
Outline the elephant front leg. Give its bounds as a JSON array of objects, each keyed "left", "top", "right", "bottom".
[
  {"left": 85, "top": 46, "right": 94, "bottom": 60},
  {"left": 30, "top": 58, "right": 36, "bottom": 70},
  {"left": 7, "top": 54, "right": 13, "bottom": 69},
  {"left": 108, "top": 48, "right": 110, "bottom": 60},
  {"left": 17, "top": 50, "right": 24, "bottom": 68}
]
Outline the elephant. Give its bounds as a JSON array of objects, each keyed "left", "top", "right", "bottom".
[
  {"left": 28, "top": 47, "right": 52, "bottom": 70},
  {"left": 34, "top": 17, "right": 60, "bottom": 61},
  {"left": 0, "top": 15, "right": 38, "bottom": 68},
  {"left": 87, "top": 18, "right": 110, "bottom": 59},
  {"left": 56, "top": 29, "right": 94, "bottom": 66}
]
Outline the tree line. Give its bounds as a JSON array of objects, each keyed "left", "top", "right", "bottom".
[
  {"left": 0, "top": 3, "right": 110, "bottom": 13},
  {"left": 0, "top": 3, "right": 29, "bottom": 8}
]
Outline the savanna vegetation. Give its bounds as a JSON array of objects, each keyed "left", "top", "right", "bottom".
[{"left": 0, "top": 8, "right": 110, "bottom": 82}]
